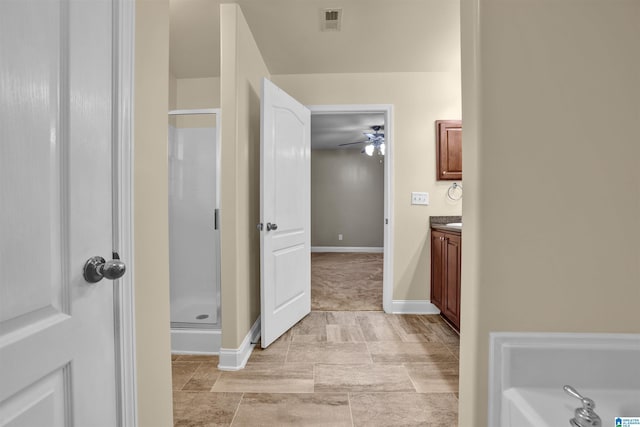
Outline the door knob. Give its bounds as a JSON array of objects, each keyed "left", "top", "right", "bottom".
[
  {"left": 83, "top": 253, "right": 127, "bottom": 283},
  {"left": 266, "top": 222, "right": 278, "bottom": 231}
]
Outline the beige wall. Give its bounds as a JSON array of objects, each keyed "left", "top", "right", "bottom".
[
  {"left": 134, "top": 1, "right": 173, "bottom": 426},
  {"left": 171, "top": 77, "right": 220, "bottom": 128},
  {"left": 169, "top": 72, "right": 177, "bottom": 127},
  {"left": 458, "top": 1, "right": 640, "bottom": 425},
  {"left": 272, "top": 72, "right": 462, "bottom": 300},
  {"left": 311, "top": 149, "right": 384, "bottom": 248},
  {"left": 175, "top": 77, "right": 220, "bottom": 109},
  {"left": 169, "top": 71, "right": 177, "bottom": 110},
  {"left": 219, "top": 4, "right": 270, "bottom": 348}
]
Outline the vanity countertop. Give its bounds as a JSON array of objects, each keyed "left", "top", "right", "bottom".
[
  {"left": 430, "top": 216, "right": 462, "bottom": 233},
  {"left": 431, "top": 223, "right": 462, "bottom": 233}
]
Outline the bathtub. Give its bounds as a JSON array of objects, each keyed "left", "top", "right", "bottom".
[
  {"left": 502, "top": 387, "right": 640, "bottom": 426},
  {"left": 489, "top": 332, "right": 640, "bottom": 426}
]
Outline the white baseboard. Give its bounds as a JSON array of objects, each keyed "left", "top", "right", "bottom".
[
  {"left": 171, "top": 328, "right": 221, "bottom": 354},
  {"left": 218, "top": 317, "right": 261, "bottom": 371},
  {"left": 311, "top": 246, "right": 384, "bottom": 253},
  {"left": 389, "top": 300, "right": 440, "bottom": 314}
]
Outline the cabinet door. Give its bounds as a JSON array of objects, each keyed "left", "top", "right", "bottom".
[
  {"left": 443, "top": 234, "right": 462, "bottom": 329},
  {"left": 430, "top": 230, "right": 446, "bottom": 310},
  {"left": 436, "top": 120, "right": 462, "bottom": 180}
]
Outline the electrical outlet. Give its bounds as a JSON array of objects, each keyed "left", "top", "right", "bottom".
[
  {"left": 411, "top": 192, "right": 429, "bottom": 205},
  {"left": 338, "top": 234, "right": 343, "bottom": 241}
]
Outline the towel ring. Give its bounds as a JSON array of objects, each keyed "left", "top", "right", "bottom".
[{"left": 447, "top": 182, "right": 463, "bottom": 201}]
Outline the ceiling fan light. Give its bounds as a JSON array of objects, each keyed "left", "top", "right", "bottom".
[
  {"left": 364, "top": 144, "right": 374, "bottom": 156},
  {"left": 379, "top": 143, "right": 385, "bottom": 156}
]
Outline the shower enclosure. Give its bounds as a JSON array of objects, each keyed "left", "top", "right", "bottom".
[{"left": 168, "top": 109, "right": 221, "bottom": 354}]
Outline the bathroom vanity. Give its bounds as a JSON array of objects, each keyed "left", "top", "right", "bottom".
[{"left": 430, "top": 217, "right": 462, "bottom": 331}]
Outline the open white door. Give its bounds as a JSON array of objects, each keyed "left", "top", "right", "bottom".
[
  {"left": 260, "top": 78, "right": 311, "bottom": 348},
  {"left": 1, "top": 1, "right": 124, "bottom": 425}
]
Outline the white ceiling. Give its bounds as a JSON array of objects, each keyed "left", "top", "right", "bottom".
[
  {"left": 311, "top": 113, "right": 385, "bottom": 150},
  {"left": 169, "top": 0, "right": 461, "bottom": 78}
]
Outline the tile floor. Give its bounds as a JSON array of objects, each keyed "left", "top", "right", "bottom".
[
  {"left": 172, "top": 311, "right": 459, "bottom": 426},
  {"left": 311, "top": 253, "right": 383, "bottom": 311}
]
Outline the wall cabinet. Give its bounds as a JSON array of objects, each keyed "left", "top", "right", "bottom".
[
  {"left": 435, "top": 120, "right": 462, "bottom": 180},
  {"left": 431, "top": 229, "right": 461, "bottom": 330}
]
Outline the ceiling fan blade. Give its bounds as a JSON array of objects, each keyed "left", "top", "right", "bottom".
[
  {"left": 338, "top": 140, "right": 366, "bottom": 146},
  {"left": 362, "top": 125, "right": 384, "bottom": 135}
]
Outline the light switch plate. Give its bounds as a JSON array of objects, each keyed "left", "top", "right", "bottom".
[{"left": 411, "top": 192, "right": 429, "bottom": 205}]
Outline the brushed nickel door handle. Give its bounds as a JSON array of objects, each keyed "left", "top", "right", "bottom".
[{"left": 83, "top": 253, "right": 126, "bottom": 283}]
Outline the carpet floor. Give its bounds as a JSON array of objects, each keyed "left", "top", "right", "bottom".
[{"left": 311, "top": 252, "right": 383, "bottom": 311}]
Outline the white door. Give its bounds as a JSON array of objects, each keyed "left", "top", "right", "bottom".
[
  {"left": 1, "top": 1, "right": 120, "bottom": 426},
  {"left": 260, "top": 78, "right": 311, "bottom": 348}
]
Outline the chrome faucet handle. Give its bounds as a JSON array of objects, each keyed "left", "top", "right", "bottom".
[
  {"left": 564, "top": 385, "right": 595, "bottom": 408},
  {"left": 563, "top": 385, "right": 601, "bottom": 427}
]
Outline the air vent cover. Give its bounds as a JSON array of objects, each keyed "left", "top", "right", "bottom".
[{"left": 320, "top": 8, "right": 342, "bottom": 32}]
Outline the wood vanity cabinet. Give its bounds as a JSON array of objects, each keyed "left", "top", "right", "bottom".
[
  {"left": 431, "top": 229, "right": 461, "bottom": 330},
  {"left": 435, "top": 120, "right": 462, "bottom": 180}
]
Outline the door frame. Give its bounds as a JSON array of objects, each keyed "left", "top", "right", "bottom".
[
  {"left": 113, "top": 0, "right": 137, "bottom": 425},
  {"left": 308, "top": 104, "right": 394, "bottom": 313}
]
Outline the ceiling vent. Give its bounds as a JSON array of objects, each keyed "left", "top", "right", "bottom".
[{"left": 320, "top": 8, "right": 342, "bottom": 32}]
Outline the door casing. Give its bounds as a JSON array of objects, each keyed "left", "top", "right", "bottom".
[{"left": 111, "top": 0, "right": 137, "bottom": 424}]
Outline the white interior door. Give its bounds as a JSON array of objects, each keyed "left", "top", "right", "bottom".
[
  {"left": 260, "top": 78, "right": 311, "bottom": 348},
  {"left": 1, "top": 1, "right": 119, "bottom": 426}
]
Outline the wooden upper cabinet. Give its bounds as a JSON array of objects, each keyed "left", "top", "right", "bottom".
[{"left": 436, "top": 120, "right": 462, "bottom": 180}]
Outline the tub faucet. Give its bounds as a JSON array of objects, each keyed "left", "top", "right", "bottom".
[{"left": 563, "top": 385, "right": 602, "bottom": 427}]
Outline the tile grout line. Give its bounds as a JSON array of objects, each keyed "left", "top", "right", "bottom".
[
  {"left": 208, "top": 365, "right": 222, "bottom": 392},
  {"left": 364, "top": 341, "right": 374, "bottom": 364},
  {"left": 284, "top": 330, "right": 293, "bottom": 364},
  {"left": 347, "top": 392, "right": 355, "bottom": 427},
  {"left": 229, "top": 392, "right": 244, "bottom": 426},
  {"left": 403, "top": 363, "right": 420, "bottom": 393},
  {"left": 312, "top": 362, "right": 316, "bottom": 392},
  {"left": 177, "top": 361, "right": 201, "bottom": 391}
]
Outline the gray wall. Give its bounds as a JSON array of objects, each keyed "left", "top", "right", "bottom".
[{"left": 311, "top": 149, "right": 384, "bottom": 248}]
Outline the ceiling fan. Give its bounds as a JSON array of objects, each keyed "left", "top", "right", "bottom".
[{"left": 338, "top": 125, "right": 386, "bottom": 156}]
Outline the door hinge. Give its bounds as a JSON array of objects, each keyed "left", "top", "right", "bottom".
[
  {"left": 214, "top": 209, "right": 220, "bottom": 230},
  {"left": 385, "top": 218, "right": 389, "bottom": 225},
  {"left": 256, "top": 223, "right": 263, "bottom": 231}
]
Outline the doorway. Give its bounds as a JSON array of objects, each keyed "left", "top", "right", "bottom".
[{"left": 309, "top": 105, "right": 394, "bottom": 313}]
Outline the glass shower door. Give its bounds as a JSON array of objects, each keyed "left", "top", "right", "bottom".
[{"left": 168, "top": 112, "right": 220, "bottom": 328}]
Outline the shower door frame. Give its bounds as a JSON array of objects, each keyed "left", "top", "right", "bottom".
[{"left": 168, "top": 108, "right": 222, "bottom": 329}]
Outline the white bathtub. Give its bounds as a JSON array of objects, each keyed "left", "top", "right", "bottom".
[
  {"left": 503, "top": 387, "right": 640, "bottom": 426},
  {"left": 489, "top": 333, "right": 640, "bottom": 426}
]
